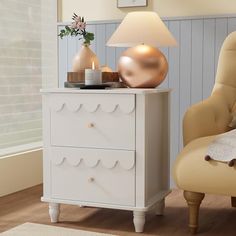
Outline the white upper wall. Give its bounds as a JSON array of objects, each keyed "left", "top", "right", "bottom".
[{"left": 60, "top": 0, "right": 236, "bottom": 22}]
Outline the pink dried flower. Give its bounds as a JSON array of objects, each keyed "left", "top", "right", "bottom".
[
  {"left": 76, "top": 21, "right": 86, "bottom": 30},
  {"left": 59, "top": 14, "right": 94, "bottom": 45}
]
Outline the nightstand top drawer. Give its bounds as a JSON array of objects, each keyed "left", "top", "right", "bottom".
[
  {"left": 50, "top": 93, "right": 135, "bottom": 114},
  {"left": 49, "top": 93, "right": 135, "bottom": 150}
]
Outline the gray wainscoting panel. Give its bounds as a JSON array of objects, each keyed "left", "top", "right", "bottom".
[
  {"left": 168, "top": 20, "right": 180, "bottom": 173},
  {"left": 105, "top": 24, "right": 117, "bottom": 70},
  {"left": 96, "top": 24, "right": 106, "bottom": 66},
  {"left": 159, "top": 20, "right": 169, "bottom": 89},
  {"left": 191, "top": 19, "right": 203, "bottom": 105},
  {"left": 86, "top": 24, "right": 96, "bottom": 53},
  {"left": 203, "top": 19, "right": 216, "bottom": 99},
  {"left": 67, "top": 33, "right": 77, "bottom": 72},
  {"left": 179, "top": 20, "right": 192, "bottom": 150},
  {"left": 58, "top": 15, "right": 236, "bottom": 184}
]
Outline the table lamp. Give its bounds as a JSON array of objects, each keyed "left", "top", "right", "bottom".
[{"left": 107, "top": 11, "right": 177, "bottom": 88}]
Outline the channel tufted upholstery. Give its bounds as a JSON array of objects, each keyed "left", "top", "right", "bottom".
[{"left": 173, "top": 32, "right": 236, "bottom": 233}]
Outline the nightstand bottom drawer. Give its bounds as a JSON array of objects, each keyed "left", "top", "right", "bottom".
[{"left": 50, "top": 147, "right": 135, "bottom": 206}]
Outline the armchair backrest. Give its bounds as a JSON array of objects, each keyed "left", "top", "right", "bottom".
[
  {"left": 183, "top": 32, "right": 236, "bottom": 145},
  {"left": 213, "top": 32, "right": 236, "bottom": 110}
]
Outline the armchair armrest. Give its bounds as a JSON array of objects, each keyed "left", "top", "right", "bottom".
[{"left": 183, "top": 95, "right": 231, "bottom": 146}]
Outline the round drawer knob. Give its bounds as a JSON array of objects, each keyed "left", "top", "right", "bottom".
[
  {"left": 87, "top": 123, "right": 94, "bottom": 128},
  {"left": 88, "top": 177, "right": 95, "bottom": 183}
]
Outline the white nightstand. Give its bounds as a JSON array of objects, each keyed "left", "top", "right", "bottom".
[{"left": 41, "top": 88, "right": 171, "bottom": 233}]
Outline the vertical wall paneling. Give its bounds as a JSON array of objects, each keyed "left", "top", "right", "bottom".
[
  {"left": 58, "top": 16, "right": 236, "bottom": 185},
  {"left": 159, "top": 20, "right": 169, "bottom": 88},
  {"left": 76, "top": 31, "right": 83, "bottom": 53},
  {"left": 228, "top": 18, "right": 236, "bottom": 34},
  {"left": 168, "top": 20, "right": 180, "bottom": 168},
  {"left": 58, "top": 26, "right": 68, "bottom": 87},
  {"left": 96, "top": 24, "right": 106, "bottom": 66},
  {"left": 67, "top": 35, "right": 77, "bottom": 72},
  {"left": 179, "top": 20, "right": 192, "bottom": 150},
  {"left": 105, "top": 24, "right": 117, "bottom": 70},
  {"left": 86, "top": 24, "right": 97, "bottom": 54},
  {"left": 191, "top": 20, "right": 203, "bottom": 105},
  {"left": 115, "top": 23, "right": 126, "bottom": 67},
  {"left": 215, "top": 18, "right": 228, "bottom": 73},
  {"left": 202, "top": 19, "right": 216, "bottom": 99}
]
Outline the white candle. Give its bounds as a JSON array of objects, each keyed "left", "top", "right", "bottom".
[
  {"left": 85, "top": 69, "right": 102, "bottom": 85},
  {"left": 85, "top": 62, "right": 102, "bottom": 85}
]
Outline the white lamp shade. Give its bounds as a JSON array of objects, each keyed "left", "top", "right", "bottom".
[{"left": 107, "top": 11, "right": 177, "bottom": 47}]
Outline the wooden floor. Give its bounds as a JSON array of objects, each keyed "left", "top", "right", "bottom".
[{"left": 0, "top": 185, "right": 236, "bottom": 236}]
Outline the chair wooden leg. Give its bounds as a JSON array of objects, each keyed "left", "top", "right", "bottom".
[
  {"left": 184, "top": 191, "right": 205, "bottom": 234},
  {"left": 231, "top": 197, "right": 236, "bottom": 207}
]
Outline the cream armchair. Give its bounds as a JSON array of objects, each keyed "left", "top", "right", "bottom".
[{"left": 173, "top": 32, "right": 236, "bottom": 234}]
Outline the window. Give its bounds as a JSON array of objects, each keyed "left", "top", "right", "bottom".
[{"left": 0, "top": 0, "right": 57, "bottom": 155}]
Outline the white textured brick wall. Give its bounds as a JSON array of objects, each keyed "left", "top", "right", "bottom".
[{"left": 0, "top": 0, "right": 57, "bottom": 150}]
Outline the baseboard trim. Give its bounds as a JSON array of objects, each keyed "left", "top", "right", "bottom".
[{"left": 0, "top": 149, "right": 43, "bottom": 197}]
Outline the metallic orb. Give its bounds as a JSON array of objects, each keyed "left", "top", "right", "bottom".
[{"left": 118, "top": 45, "right": 168, "bottom": 88}]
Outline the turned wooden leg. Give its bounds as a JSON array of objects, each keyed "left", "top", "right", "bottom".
[
  {"left": 133, "top": 211, "right": 146, "bottom": 233},
  {"left": 231, "top": 197, "right": 236, "bottom": 207},
  {"left": 155, "top": 199, "right": 165, "bottom": 216},
  {"left": 49, "top": 203, "right": 60, "bottom": 223},
  {"left": 184, "top": 191, "right": 205, "bottom": 234}
]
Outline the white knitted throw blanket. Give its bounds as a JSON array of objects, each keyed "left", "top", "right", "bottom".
[{"left": 205, "top": 129, "right": 236, "bottom": 166}]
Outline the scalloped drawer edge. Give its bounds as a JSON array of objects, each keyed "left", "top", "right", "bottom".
[{"left": 50, "top": 147, "right": 136, "bottom": 206}]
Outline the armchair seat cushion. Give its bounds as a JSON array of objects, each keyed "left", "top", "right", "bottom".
[{"left": 173, "top": 135, "right": 236, "bottom": 196}]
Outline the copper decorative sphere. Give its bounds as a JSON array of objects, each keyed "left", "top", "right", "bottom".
[{"left": 118, "top": 45, "right": 168, "bottom": 88}]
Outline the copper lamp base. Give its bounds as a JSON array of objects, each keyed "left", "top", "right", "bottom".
[{"left": 118, "top": 45, "right": 168, "bottom": 88}]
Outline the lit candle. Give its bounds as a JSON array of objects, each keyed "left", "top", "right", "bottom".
[{"left": 85, "top": 61, "right": 102, "bottom": 85}]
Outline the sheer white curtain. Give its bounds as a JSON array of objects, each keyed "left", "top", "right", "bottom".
[{"left": 0, "top": 0, "right": 57, "bottom": 154}]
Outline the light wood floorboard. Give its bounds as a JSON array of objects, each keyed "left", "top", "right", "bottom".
[{"left": 0, "top": 185, "right": 235, "bottom": 235}]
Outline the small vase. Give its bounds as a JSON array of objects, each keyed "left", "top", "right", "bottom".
[{"left": 71, "top": 43, "right": 100, "bottom": 83}]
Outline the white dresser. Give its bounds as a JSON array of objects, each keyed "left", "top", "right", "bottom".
[{"left": 41, "top": 88, "right": 171, "bottom": 233}]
